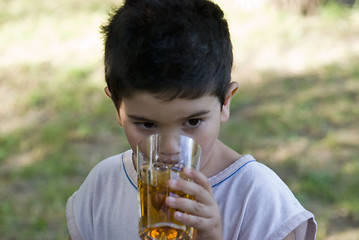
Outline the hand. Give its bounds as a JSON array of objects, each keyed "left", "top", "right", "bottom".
[{"left": 166, "top": 168, "right": 222, "bottom": 240}]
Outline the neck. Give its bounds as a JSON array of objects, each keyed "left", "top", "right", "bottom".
[{"left": 200, "top": 139, "right": 241, "bottom": 178}]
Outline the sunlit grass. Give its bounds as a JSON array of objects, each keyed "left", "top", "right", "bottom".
[
  {"left": 1, "top": 0, "right": 359, "bottom": 239},
  {"left": 0, "top": 61, "right": 128, "bottom": 239}
]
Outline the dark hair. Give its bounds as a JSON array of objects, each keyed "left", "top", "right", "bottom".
[{"left": 101, "top": 0, "right": 233, "bottom": 109}]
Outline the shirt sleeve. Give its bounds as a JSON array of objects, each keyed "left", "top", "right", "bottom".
[
  {"left": 66, "top": 192, "right": 84, "bottom": 240},
  {"left": 239, "top": 162, "right": 317, "bottom": 240},
  {"left": 257, "top": 162, "right": 317, "bottom": 240},
  {"left": 267, "top": 210, "right": 316, "bottom": 240},
  {"left": 65, "top": 157, "right": 111, "bottom": 240},
  {"left": 65, "top": 152, "right": 139, "bottom": 240}
]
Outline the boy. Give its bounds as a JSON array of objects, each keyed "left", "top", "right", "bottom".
[{"left": 66, "top": 0, "right": 317, "bottom": 239}]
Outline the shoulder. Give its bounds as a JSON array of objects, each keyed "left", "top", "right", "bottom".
[
  {"left": 66, "top": 150, "right": 136, "bottom": 240},
  {"left": 218, "top": 156, "right": 295, "bottom": 195},
  {"left": 213, "top": 155, "right": 317, "bottom": 240},
  {"left": 211, "top": 154, "right": 287, "bottom": 191},
  {"left": 246, "top": 160, "right": 295, "bottom": 195},
  {"left": 89, "top": 152, "right": 126, "bottom": 176},
  {"left": 219, "top": 157, "right": 305, "bottom": 212},
  {"left": 77, "top": 150, "right": 134, "bottom": 193}
]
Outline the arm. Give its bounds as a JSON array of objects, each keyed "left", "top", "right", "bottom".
[{"left": 283, "top": 231, "right": 295, "bottom": 240}]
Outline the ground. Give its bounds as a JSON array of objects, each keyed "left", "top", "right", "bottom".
[{"left": 0, "top": 1, "right": 359, "bottom": 239}]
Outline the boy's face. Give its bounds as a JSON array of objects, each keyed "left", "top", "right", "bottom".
[{"left": 112, "top": 89, "right": 235, "bottom": 171}]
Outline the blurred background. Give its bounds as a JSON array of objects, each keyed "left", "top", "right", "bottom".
[{"left": 0, "top": 0, "right": 358, "bottom": 239}]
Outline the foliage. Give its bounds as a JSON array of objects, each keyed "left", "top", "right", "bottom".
[{"left": 1, "top": 0, "right": 358, "bottom": 239}]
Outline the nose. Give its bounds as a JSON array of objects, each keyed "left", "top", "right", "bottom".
[{"left": 157, "top": 134, "right": 181, "bottom": 162}]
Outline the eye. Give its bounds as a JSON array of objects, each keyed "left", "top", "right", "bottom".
[
  {"left": 184, "top": 118, "right": 202, "bottom": 128},
  {"left": 136, "top": 122, "right": 157, "bottom": 129}
]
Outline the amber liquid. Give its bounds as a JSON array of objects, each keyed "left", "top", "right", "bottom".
[{"left": 138, "top": 164, "right": 194, "bottom": 240}]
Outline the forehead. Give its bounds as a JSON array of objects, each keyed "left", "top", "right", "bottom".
[{"left": 121, "top": 91, "right": 220, "bottom": 120}]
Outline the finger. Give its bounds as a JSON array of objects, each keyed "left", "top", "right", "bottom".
[
  {"left": 166, "top": 196, "right": 212, "bottom": 218},
  {"left": 175, "top": 211, "right": 222, "bottom": 239},
  {"left": 168, "top": 178, "right": 213, "bottom": 205},
  {"left": 173, "top": 211, "right": 208, "bottom": 231},
  {"left": 184, "top": 168, "right": 213, "bottom": 193}
]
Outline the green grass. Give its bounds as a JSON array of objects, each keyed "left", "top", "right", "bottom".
[
  {"left": 0, "top": 62, "right": 129, "bottom": 239},
  {"left": 1, "top": 0, "right": 359, "bottom": 239},
  {"left": 220, "top": 60, "right": 359, "bottom": 238}
]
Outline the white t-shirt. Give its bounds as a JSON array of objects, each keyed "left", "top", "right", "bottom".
[{"left": 66, "top": 150, "right": 317, "bottom": 240}]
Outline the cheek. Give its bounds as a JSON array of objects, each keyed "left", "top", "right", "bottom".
[
  {"left": 122, "top": 124, "right": 144, "bottom": 152},
  {"left": 195, "top": 126, "right": 219, "bottom": 159},
  {"left": 197, "top": 134, "right": 216, "bottom": 152}
]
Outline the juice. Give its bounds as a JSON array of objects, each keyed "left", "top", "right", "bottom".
[{"left": 138, "top": 163, "right": 194, "bottom": 240}]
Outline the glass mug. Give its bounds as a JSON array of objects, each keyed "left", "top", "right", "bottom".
[{"left": 137, "top": 133, "right": 201, "bottom": 240}]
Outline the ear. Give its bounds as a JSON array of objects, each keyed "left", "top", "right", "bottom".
[
  {"left": 104, "top": 86, "right": 112, "bottom": 98},
  {"left": 104, "top": 87, "right": 124, "bottom": 127},
  {"left": 220, "top": 81, "right": 239, "bottom": 123}
]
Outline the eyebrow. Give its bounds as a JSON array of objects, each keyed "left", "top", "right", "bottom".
[
  {"left": 127, "top": 115, "right": 153, "bottom": 122},
  {"left": 185, "top": 110, "right": 211, "bottom": 119},
  {"left": 127, "top": 110, "right": 211, "bottom": 122}
]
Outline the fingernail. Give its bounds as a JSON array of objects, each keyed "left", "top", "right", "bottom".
[
  {"left": 167, "top": 196, "right": 175, "bottom": 203},
  {"left": 168, "top": 179, "right": 177, "bottom": 187},
  {"left": 174, "top": 211, "right": 182, "bottom": 219},
  {"left": 184, "top": 168, "right": 193, "bottom": 175}
]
